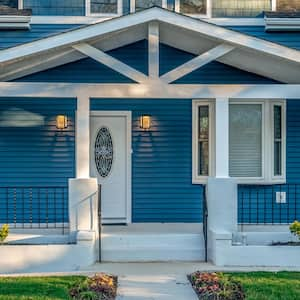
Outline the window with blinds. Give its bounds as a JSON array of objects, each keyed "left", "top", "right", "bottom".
[{"left": 229, "top": 104, "right": 263, "bottom": 178}]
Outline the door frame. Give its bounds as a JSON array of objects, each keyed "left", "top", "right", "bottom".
[{"left": 90, "top": 110, "right": 132, "bottom": 224}]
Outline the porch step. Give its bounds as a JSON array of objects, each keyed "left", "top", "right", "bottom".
[{"left": 101, "top": 223, "right": 205, "bottom": 262}]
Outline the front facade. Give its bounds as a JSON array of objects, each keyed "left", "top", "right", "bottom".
[{"left": 0, "top": 1, "right": 300, "bottom": 271}]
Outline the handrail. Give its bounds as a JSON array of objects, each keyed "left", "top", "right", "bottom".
[
  {"left": 74, "top": 190, "right": 97, "bottom": 231},
  {"left": 202, "top": 185, "right": 208, "bottom": 262}
]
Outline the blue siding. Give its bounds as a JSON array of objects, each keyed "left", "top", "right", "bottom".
[
  {"left": 0, "top": 98, "right": 76, "bottom": 223},
  {"left": 0, "top": 24, "right": 81, "bottom": 50},
  {"left": 238, "top": 100, "right": 300, "bottom": 224},
  {"left": 227, "top": 26, "right": 300, "bottom": 51},
  {"left": 16, "top": 40, "right": 277, "bottom": 83},
  {"left": 91, "top": 99, "right": 203, "bottom": 223},
  {"left": 24, "top": 0, "right": 85, "bottom": 16}
]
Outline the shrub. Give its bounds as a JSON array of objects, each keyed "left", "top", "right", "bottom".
[
  {"left": 290, "top": 220, "right": 300, "bottom": 240},
  {"left": 0, "top": 224, "right": 9, "bottom": 244},
  {"left": 69, "top": 273, "right": 117, "bottom": 300},
  {"left": 189, "top": 272, "right": 245, "bottom": 300}
]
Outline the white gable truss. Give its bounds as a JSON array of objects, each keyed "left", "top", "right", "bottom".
[{"left": 0, "top": 7, "right": 300, "bottom": 84}]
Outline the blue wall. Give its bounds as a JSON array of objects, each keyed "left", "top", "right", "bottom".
[
  {"left": 0, "top": 98, "right": 76, "bottom": 224},
  {"left": 238, "top": 100, "right": 300, "bottom": 224},
  {"left": 15, "top": 40, "right": 276, "bottom": 84},
  {"left": 91, "top": 99, "right": 203, "bottom": 223}
]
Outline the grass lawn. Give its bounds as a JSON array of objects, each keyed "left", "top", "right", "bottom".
[
  {"left": 228, "top": 272, "right": 300, "bottom": 300},
  {"left": 0, "top": 276, "right": 86, "bottom": 300}
]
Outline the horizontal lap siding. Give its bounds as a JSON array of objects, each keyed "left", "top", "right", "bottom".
[
  {"left": 238, "top": 100, "right": 300, "bottom": 224},
  {"left": 0, "top": 24, "right": 81, "bottom": 50},
  {"left": 91, "top": 99, "right": 203, "bottom": 223},
  {"left": 0, "top": 98, "right": 76, "bottom": 223}
]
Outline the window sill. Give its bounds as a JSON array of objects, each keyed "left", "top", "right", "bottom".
[{"left": 192, "top": 177, "right": 286, "bottom": 185}]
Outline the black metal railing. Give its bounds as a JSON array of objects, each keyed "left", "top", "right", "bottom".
[
  {"left": 239, "top": 184, "right": 300, "bottom": 225},
  {"left": 202, "top": 185, "right": 208, "bottom": 262},
  {"left": 0, "top": 186, "right": 68, "bottom": 233}
]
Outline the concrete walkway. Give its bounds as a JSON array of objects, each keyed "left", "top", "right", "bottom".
[
  {"left": 2, "top": 262, "right": 300, "bottom": 299},
  {"left": 80, "top": 262, "right": 300, "bottom": 300}
]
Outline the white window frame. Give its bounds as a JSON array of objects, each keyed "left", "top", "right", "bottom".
[
  {"left": 192, "top": 99, "right": 286, "bottom": 185},
  {"left": 192, "top": 100, "right": 215, "bottom": 184},
  {"left": 86, "top": 0, "right": 123, "bottom": 16}
]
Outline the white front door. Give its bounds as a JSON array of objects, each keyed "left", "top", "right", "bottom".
[{"left": 90, "top": 111, "right": 131, "bottom": 224}]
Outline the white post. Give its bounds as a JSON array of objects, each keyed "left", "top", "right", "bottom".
[
  {"left": 76, "top": 95, "right": 90, "bottom": 178},
  {"left": 207, "top": 98, "right": 238, "bottom": 265},
  {"left": 215, "top": 97, "right": 229, "bottom": 178},
  {"left": 148, "top": 21, "right": 159, "bottom": 79}
]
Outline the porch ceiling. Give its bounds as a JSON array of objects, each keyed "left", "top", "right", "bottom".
[{"left": 0, "top": 7, "right": 300, "bottom": 83}]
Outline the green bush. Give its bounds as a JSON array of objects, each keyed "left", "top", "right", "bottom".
[
  {"left": 290, "top": 220, "right": 300, "bottom": 240},
  {"left": 0, "top": 224, "right": 9, "bottom": 244}
]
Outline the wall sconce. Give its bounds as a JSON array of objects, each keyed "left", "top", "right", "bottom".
[
  {"left": 140, "top": 115, "right": 151, "bottom": 130},
  {"left": 56, "top": 115, "right": 68, "bottom": 129}
]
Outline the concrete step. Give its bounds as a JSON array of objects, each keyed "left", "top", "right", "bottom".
[{"left": 101, "top": 224, "right": 205, "bottom": 262}]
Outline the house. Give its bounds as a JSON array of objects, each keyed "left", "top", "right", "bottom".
[{"left": 0, "top": 0, "right": 300, "bottom": 273}]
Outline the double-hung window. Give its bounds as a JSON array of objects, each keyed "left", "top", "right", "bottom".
[{"left": 193, "top": 100, "right": 286, "bottom": 184}]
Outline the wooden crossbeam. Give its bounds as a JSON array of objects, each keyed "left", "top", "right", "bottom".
[
  {"left": 160, "top": 44, "right": 235, "bottom": 84},
  {"left": 73, "top": 43, "right": 149, "bottom": 83},
  {"left": 148, "top": 21, "right": 159, "bottom": 78}
]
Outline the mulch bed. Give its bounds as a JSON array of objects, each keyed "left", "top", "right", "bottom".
[
  {"left": 69, "top": 273, "right": 118, "bottom": 300},
  {"left": 188, "top": 272, "right": 245, "bottom": 300}
]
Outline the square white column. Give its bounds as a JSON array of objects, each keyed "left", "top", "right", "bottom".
[
  {"left": 76, "top": 95, "right": 90, "bottom": 178},
  {"left": 215, "top": 97, "right": 229, "bottom": 178}
]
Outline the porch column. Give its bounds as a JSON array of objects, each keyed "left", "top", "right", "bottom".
[
  {"left": 68, "top": 95, "right": 98, "bottom": 235},
  {"left": 215, "top": 97, "right": 229, "bottom": 178},
  {"left": 76, "top": 95, "right": 90, "bottom": 178},
  {"left": 207, "top": 98, "right": 237, "bottom": 262}
]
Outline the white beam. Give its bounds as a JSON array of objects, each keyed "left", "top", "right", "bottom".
[
  {"left": 148, "top": 21, "right": 159, "bottom": 79},
  {"left": 1, "top": 83, "right": 300, "bottom": 99},
  {"left": 76, "top": 95, "right": 90, "bottom": 179},
  {"left": 73, "top": 43, "right": 149, "bottom": 83},
  {"left": 160, "top": 44, "right": 234, "bottom": 84},
  {"left": 215, "top": 98, "right": 229, "bottom": 178}
]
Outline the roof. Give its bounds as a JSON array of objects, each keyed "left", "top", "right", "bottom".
[{"left": 0, "top": 7, "right": 300, "bottom": 83}]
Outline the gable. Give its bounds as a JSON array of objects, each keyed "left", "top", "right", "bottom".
[
  {"left": 14, "top": 41, "right": 278, "bottom": 84},
  {"left": 1, "top": 8, "right": 300, "bottom": 83}
]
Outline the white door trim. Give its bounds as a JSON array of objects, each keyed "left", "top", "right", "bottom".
[{"left": 90, "top": 110, "right": 132, "bottom": 224}]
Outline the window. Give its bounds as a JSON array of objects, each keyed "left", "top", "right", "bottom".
[
  {"left": 229, "top": 103, "right": 263, "bottom": 178},
  {"left": 193, "top": 100, "right": 286, "bottom": 184},
  {"left": 212, "top": 0, "right": 271, "bottom": 17},
  {"left": 135, "top": 0, "right": 163, "bottom": 12},
  {"left": 86, "top": 0, "right": 122, "bottom": 15},
  {"left": 192, "top": 101, "right": 214, "bottom": 182},
  {"left": 277, "top": 0, "right": 300, "bottom": 11},
  {"left": 272, "top": 103, "right": 285, "bottom": 179},
  {"left": 175, "top": 0, "right": 208, "bottom": 15}
]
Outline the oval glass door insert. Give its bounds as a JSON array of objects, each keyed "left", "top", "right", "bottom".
[{"left": 95, "top": 127, "right": 113, "bottom": 177}]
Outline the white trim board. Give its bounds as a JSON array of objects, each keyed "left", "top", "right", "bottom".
[
  {"left": 1, "top": 83, "right": 300, "bottom": 99},
  {"left": 90, "top": 111, "right": 132, "bottom": 224}
]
